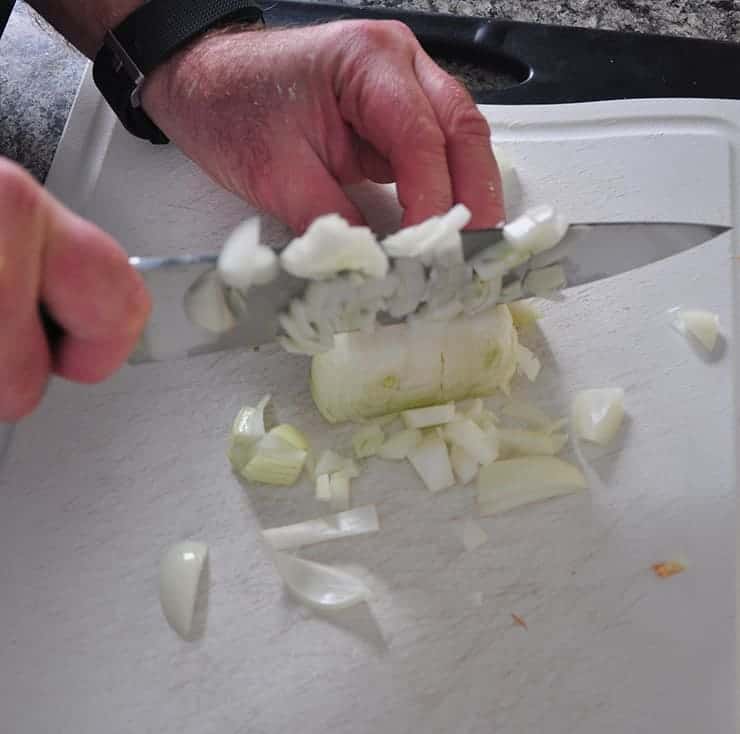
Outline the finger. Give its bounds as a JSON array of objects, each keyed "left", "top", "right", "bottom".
[
  {"left": 353, "top": 138, "right": 394, "bottom": 184},
  {"left": 41, "top": 200, "right": 151, "bottom": 383},
  {"left": 413, "top": 50, "right": 505, "bottom": 228},
  {"left": 0, "top": 159, "right": 51, "bottom": 421},
  {"left": 266, "top": 145, "right": 366, "bottom": 233},
  {"left": 336, "top": 23, "right": 453, "bottom": 225}
]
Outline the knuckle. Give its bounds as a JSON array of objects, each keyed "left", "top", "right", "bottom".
[
  {"left": 444, "top": 99, "right": 490, "bottom": 140},
  {"left": 344, "top": 19, "right": 416, "bottom": 53}
]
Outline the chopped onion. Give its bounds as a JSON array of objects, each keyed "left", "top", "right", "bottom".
[
  {"left": 498, "top": 428, "right": 565, "bottom": 458},
  {"left": 516, "top": 344, "right": 541, "bottom": 382},
  {"left": 218, "top": 217, "right": 278, "bottom": 290},
  {"left": 449, "top": 444, "right": 479, "bottom": 485},
  {"left": 184, "top": 269, "right": 237, "bottom": 334},
  {"left": 507, "top": 300, "right": 541, "bottom": 330},
  {"left": 402, "top": 403, "right": 457, "bottom": 429},
  {"left": 263, "top": 506, "right": 379, "bottom": 550},
  {"left": 523, "top": 264, "right": 566, "bottom": 296},
  {"left": 571, "top": 388, "right": 625, "bottom": 446},
  {"left": 407, "top": 433, "right": 455, "bottom": 493},
  {"left": 240, "top": 426, "right": 308, "bottom": 485},
  {"left": 501, "top": 399, "right": 555, "bottom": 431},
  {"left": 227, "top": 394, "right": 271, "bottom": 470},
  {"left": 669, "top": 307, "right": 720, "bottom": 352},
  {"left": 473, "top": 409, "right": 498, "bottom": 431},
  {"left": 457, "top": 398, "right": 484, "bottom": 420},
  {"left": 478, "top": 457, "right": 587, "bottom": 516},
  {"left": 386, "top": 258, "right": 426, "bottom": 319},
  {"left": 311, "top": 306, "right": 518, "bottom": 423},
  {"left": 273, "top": 552, "right": 370, "bottom": 610},
  {"left": 328, "top": 471, "right": 351, "bottom": 512},
  {"left": 377, "top": 428, "right": 423, "bottom": 460},
  {"left": 352, "top": 424, "right": 385, "bottom": 458},
  {"left": 159, "top": 541, "right": 208, "bottom": 639},
  {"left": 503, "top": 205, "right": 569, "bottom": 255},
  {"left": 280, "top": 214, "right": 388, "bottom": 280},
  {"left": 315, "top": 473, "right": 331, "bottom": 500},
  {"left": 314, "top": 450, "right": 359, "bottom": 479},
  {"left": 443, "top": 419, "right": 498, "bottom": 465},
  {"left": 461, "top": 518, "right": 488, "bottom": 551}
]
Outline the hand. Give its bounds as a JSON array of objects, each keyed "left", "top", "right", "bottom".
[
  {"left": 0, "top": 158, "right": 151, "bottom": 421},
  {"left": 142, "top": 20, "right": 504, "bottom": 234}
]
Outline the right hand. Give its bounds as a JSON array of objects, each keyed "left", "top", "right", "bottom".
[{"left": 0, "top": 157, "right": 151, "bottom": 421}]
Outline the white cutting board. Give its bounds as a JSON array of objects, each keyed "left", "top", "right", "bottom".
[{"left": 1, "top": 66, "right": 737, "bottom": 734}]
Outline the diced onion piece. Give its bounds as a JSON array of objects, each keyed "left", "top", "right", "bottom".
[
  {"left": 669, "top": 307, "right": 720, "bottom": 352},
  {"left": 314, "top": 450, "right": 359, "bottom": 478},
  {"left": 281, "top": 214, "right": 388, "bottom": 280},
  {"left": 402, "top": 403, "right": 457, "bottom": 429},
  {"left": 311, "top": 305, "right": 518, "bottom": 423},
  {"left": 571, "top": 388, "right": 625, "bottom": 446},
  {"left": 352, "top": 424, "right": 385, "bottom": 458},
  {"left": 498, "top": 428, "right": 563, "bottom": 458},
  {"left": 184, "top": 269, "right": 237, "bottom": 334},
  {"left": 240, "top": 428, "right": 307, "bottom": 485},
  {"left": 315, "top": 473, "right": 332, "bottom": 500},
  {"left": 407, "top": 434, "right": 455, "bottom": 493},
  {"left": 449, "top": 444, "right": 479, "bottom": 485},
  {"left": 386, "top": 257, "right": 426, "bottom": 319},
  {"left": 218, "top": 217, "right": 278, "bottom": 290},
  {"left": 478, "top": 457, "right": 587, "bottom": 516},
  {"left": 377, "top": 428, "right": 423, "bottom": 460},
  {"left": 269, "top": 424, "right": 309, "bottom": 451},
  {"left": 491, "top": 143, "right": 515, "bottom": 184},
  {"left": 503, "top": 205, "right": 569, "bottom": 255},
  {"left": 263, "top": 505, "right": 379, "bottom": 550},
  {"left": 501, "top": 399, "right": 554, "bottom": 431},
  {"left": 443, "top": 419, "right": 498, "bottom": 465},
  {"left": 159, "top": 541, "right": 208, "bottom": 639},
  {"left": 523, "top": 264, "right": 566, "bottom": 296},
  {"left": 273, "top": 552, "right": 370, "bottom": 610},
  {"left": 228, "top": 394, "right": 271, "bottom": 470},
  {"left": 516, "top": 344, "right": 541, "bottom": 382},
  {"left": 461, "top": 518, "right": 488, "bottom": 551},
  {"left": 328, "top": 471, "right": 351, "bottom": 512},
  {"left": 507, "top": 300, "right": 541, "bottom": 330}
]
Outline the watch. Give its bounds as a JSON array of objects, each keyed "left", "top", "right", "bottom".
[{"left": 92, "top": 0, "right": 264, "bottom": 144}]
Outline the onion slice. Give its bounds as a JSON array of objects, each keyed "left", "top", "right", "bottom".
[
  {"left": 263, "top": 506, "right": 379, "bottom": 550},
  {"left": 571, "top": 388, "right": 625, "bottom": 446},
  {"left": 407, "top": 433, "right": 455, "bottom": 493},
  {"left": 273, "top": 552, "right": 370, "bottom": 610},
  {"left": 478, "top": 457, "right": 587, "bottom": 516},
  {"left": 159, "top": 541, "right": 209, "bottom": 639},
  {"left": 443, "top": 419, "right": 498, "bottom": 465},
  {"left": 497, "top": 428, "right": 566, "bottom": 457},
  {"left": 669, "top": 307, "right": 721, "bottom": 352}
]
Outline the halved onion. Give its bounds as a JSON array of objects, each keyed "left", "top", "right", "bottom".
[
  {"left": 571, "top": 388, "right": 625, "bottom": 446},
  {"left": 352, "top": 424, "right": 385, "bottom": 458},
  {"left": 377, "top": 428, "right": 423, "bottom": 460},
  {"left": 160, "top": 541, "right": 209, "bottom": 639},
  {"left": 402, "top": 403, "right": 457, "bottom": 429},
  {"left": 478, "top": 457, "right": 586, "bottom": 515},
  {"left": 218, "top": 217, "right": 278, "bottom": 290},
  {"left": 280, "top": 214, "right": 388, "bottom": 280},
  {"left": 263, "top": 506, "right": 379, "bottom": 550},
  {"left": 273, "top": 552, "right": 370, "bottom": 610},
  {"left": 407, "top": 433, "right": 455, "bottom": 493},
  {"left": 669, "top": 307, "right": 720, "bottom": 352}
]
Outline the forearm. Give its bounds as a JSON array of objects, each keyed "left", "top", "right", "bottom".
[{"left": 27, "top": 0, "right": 146, "bottom": 57}]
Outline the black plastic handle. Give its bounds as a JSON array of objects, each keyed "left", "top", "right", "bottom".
[{"left": 264, "top": 1, "right": 740, "bottom": 104}]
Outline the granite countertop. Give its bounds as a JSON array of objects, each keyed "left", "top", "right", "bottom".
[{"left": 0, "top": 0, "right": 737, "bottom": 182}]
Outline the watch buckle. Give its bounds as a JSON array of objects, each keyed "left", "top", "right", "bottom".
[{"left": 104, "top": 30, "right": 146, "bottom": 109}]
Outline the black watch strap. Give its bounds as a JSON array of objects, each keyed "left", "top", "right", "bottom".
[{"left": 93, "top": 0, "right": 264, "bottom": 145}]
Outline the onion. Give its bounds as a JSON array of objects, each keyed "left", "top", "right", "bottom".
[
  {"left": 183, "top": 269, "right": 237, "bottom": 334},
  {"left": 457, "top": 398, "right": 484, "bottom": 420},
  {"left": 352, "top": 424, "right": 385, "bottom": 458},
  {"left": 377, "top": 428, "right": 422, "bottom": 460},
  {"left": 669, "top": 307, "right": 720, "bottom": 352},
  {"left": 218, "top": 217, "right": 278, "bottom": 290},
  {"left": 478, "top": 457, "right": 587, "bottom": 516},
  {"left": 503, "top": 205, "right": 569, "bottom": 255},
  {"left": 328, "top": 471, "right": 351, "bottom": 511},
  {"left": 159, "top": 541, "right": 208, "bottom": 639},
  {"left": 402, "top": 403, "right": 456, "bottom": 429},
  {"left": 516, "top": 344, "right": 541, "bottom": 382},
  {"left": 507, "top": 300, "right": 541, "bottom": 330},
  {"left": 407, "top": 433, "right": 455, "bottom": 493},
  {"left": 311, "top": 305, "right": 518, "bottom": 423},
  {"left": 461, "top": 518, "right": 488, "bottom": 550},
  {"left": 315, "top": 473, "right": 331, "bottom": 501},
  {"left": 498, "top": 428, "right": 566, "bottom": 458},
  {"left": 263, "top": 506, "right": 379, "bottom": 550},
  {"left": 501, "top": 399, "right": 556, "bottom": 431},
  {"left": 227, "top": 394, "right": 271, "bottom": 470},
  {"left": 273, "top": 552, "right": 370, "bottom": 610},
  {"left": 449, "top": 444, "right": 479, "bottom": 485},
  {"left": 523, "top": 264, "right": 566, "bottom": 296},
  {"left": 386, "top": 258, "right": 427, "bottom": 319},
  {"left": 571, "top": 388, "right": 625, "bottom": 446},
  {"left": 443, "top": 419, "right": 498, "bottom": 465},
  {"left": 239, "top": 425, "right": 309, "bottom": 485},
  {"left": 280, "top": 214, "right": 388, "bottom": 280},
  {"left": 314, "top": 450, "right": 359, "bottom": 479}
]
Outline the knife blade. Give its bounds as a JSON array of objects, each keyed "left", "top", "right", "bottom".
[{"left": 127, "top": 221, "right": 728, "bottom": 364}]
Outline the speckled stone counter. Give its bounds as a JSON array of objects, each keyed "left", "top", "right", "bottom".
[{"left": 0, "top": 0, "right": 737, "bottom": 182}]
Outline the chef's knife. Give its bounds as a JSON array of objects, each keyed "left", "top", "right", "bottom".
[{"left": 126, "top": 221, "right": 728, "bottom": 364}]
